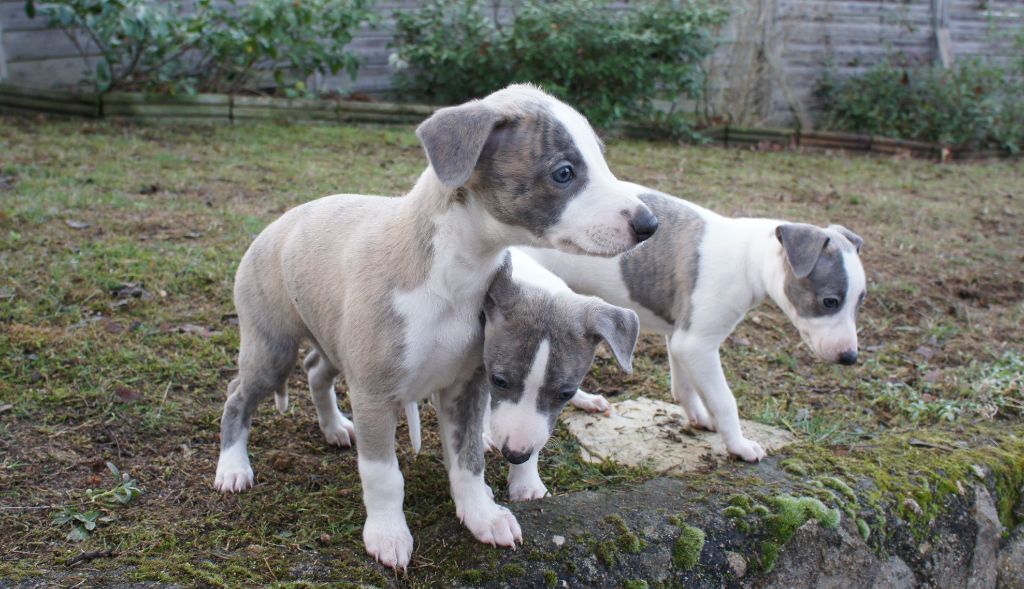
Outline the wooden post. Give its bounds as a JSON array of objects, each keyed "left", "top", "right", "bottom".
[
  {"left": 0, "top": 17, "right": 8, "bottom": 81},
  {"left": 932, "top": 0, "right": 954, "bottom": 68}
]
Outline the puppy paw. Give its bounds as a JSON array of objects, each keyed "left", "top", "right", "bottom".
[
  {"left": 727, "top": 437, "right": 766, "bottom": 462},
  {"left": 321, "top": 414, "right": 356, "bottom": 447},
  {"left": 684, "top": 401, "right": 715, "bottom": 431},
  {"left": 363, "top": 515, "right": 414, "bottom": 571},
  {"left": 214, "top": 450, "right": 254, "bottom": 493},
  {"left": 509, "top": 479, "right": 549, "bottom": 502},
  {"left": 461, "top": 503, "right": 523, "bottom": 547},
  {"left": 570, "top": 390, "right": 611, "bottom": 415}
]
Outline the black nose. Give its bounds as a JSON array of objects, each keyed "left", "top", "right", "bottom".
[
  {"left": 838, "top": 351, "right": 858, "bottom": 365},
  {"left": 501, "top": 446, "right": 532, "bottom": 465},
  {"left": 630, "top": 207, "right": 658, "bottom": 242}
]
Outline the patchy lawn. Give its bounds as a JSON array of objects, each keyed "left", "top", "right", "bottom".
[{"left": 0, "top": 116, "right": 1022, "bottom": 587}]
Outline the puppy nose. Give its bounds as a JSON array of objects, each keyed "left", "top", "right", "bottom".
[
  {"left": 630, "top": 207, "right": 658, "bottom": 242},
  {"left": 838, "top": 351, "right": 858, "bottom": 365},
  {"left": 501, "top": 446, "right": 532, "bottom": 465}
]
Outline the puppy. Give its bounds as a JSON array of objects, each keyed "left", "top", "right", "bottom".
[{"left": 213, "top": 85, "right": 658, "bottom": 569}]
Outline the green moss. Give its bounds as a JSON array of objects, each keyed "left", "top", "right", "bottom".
[
  {"left": 753, "top": 494, "right": 843, "bottom": 573},
  {"left": 726, "top": 493, "right": 753, "bottom": 509},
  {"left": 856, "top": 518, "right": 871, "bottom": 541},
  {"left": 596, "top": 540, "right": 618, "bottom": 567},
  {"left": 501, "top": 563, "right": 525, "bottom": 579},
  {"left": 723, "top": 506, "right": 747, "bottom": 518},
  {"left": 751, "top": 504, "right": 770, "bottom": 517},
  {"left": 624, "top": 581, "right": 649, "bottom": 589},
  {"left": 461, "top": 569, "right": 484, "bottom": 584},
  {"left": 605, "top": 513, "right": 645, "bottom": 554},
  {"left": 820, "top": 476, "right": 858, "bottom": 503},
  {"left": 781, "top": 459, "right": 809, "bottom": 477},
  {"left": 542, "top": 569, "right": 558, "bottom": 588},
  {"left": 672, "top": 525, "right": 705, "bottom": 570}
]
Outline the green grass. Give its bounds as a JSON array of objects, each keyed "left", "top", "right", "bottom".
[{"left": 1, "top": 115, "right": 1022, "bottom": 586}]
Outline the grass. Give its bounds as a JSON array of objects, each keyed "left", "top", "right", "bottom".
[{"left": 0, "top": 115, "right": 1022, "bottom": 586}]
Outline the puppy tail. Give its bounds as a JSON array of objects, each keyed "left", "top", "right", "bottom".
[
  {"left": 275, "top": 384, "right": 288, "bottom": 414},
  {"left": 405, "top": 402, "right": 421, "bottom": 455}
]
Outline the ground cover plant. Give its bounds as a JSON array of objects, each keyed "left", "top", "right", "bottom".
[{"left": 0, "top": 116, "right": 1021, "bottom": 586}]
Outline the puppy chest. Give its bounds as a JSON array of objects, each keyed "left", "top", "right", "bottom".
[{"left": 393, "top": 291, "right": 482, "bottom": 394}]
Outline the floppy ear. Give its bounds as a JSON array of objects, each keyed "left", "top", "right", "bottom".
[
  {"left": 416, "top": 101, "right": 503, "bottom": 188},
  {"left": 587, "top": 302, "right": 640, "bottom": 374},
  {"left": 776, "top": 223, "right": 830, "bottom": 279},
  {"left": 828, "top": 224, "right": 864, "bottom": 253},
  {"left": 483, "top": 252, "right": 518, "bottom": 324}
]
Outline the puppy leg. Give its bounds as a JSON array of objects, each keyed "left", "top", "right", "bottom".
[
  {"left": 508, "top": 453, "right": 548, "bottom": 502},
  {"left": 569, "top": 389, "right": 611, "bottom": 415},
  {"left": 437, "top": 373, "right": 522, "bottom": 546},
  {"left": 669, "top": 333, "right": 765, "bottom": 462},
  {"left": 215, "top": 329, "right": 298, "bottom": 492},
  {"left": 667, "top": 335, "right": 713, "bottom": 430},
  {"left": 304, "top": 348, "right": 355, "bottom": 447},
  {"left": 352, "top": 394, "right": 413, "bottom": 571}
]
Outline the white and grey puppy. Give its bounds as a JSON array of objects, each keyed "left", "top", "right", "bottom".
[
  {"left": 481, "top": 249, "right": 640, "bottom": 502},
  {"left": 522, "top": 188, "right": 866, "bottom": 462},
  {"left": 213, "top": 85, "right": 659, "bottom": 570}
]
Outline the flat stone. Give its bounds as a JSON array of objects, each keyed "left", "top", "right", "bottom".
[{"left": 561, "top": 397, "right": 796, "bottom": 473}]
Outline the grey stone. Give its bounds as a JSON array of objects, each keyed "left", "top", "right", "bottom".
[
  {"left": 562, "top": 397, "right": 795, "bottom": 473},
  {"left": 970, "top": 486, "right": 1003, "bottom": 589},
  {"left": 726, "top": 551, "right": 748, "bottom": 578},
  {"left": 997, "top": 528, "right": 1024, "bottom": 589}
]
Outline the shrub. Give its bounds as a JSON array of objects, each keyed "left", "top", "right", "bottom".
[
  {"left": 817, "top": 53, "right": 1024, "bottom": 153},
  {"left": 25, "top": 0, "right": 375, "bottom": 94},
  {"left": 391, "top": 0, "right": 730, "bottom": 130}
]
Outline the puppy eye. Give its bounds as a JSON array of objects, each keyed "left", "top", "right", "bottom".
[
  {"left": 491, "top": 374, "right": 509, "bottom": 389},
  {"left": 551, "top": 165, "right": 574, "bottom": 184},
  {"left": 822, "top": 296, "right": 842, "bottom": 309},
  {"left": 558, "top": 388, "right": 577, "bottom": 401}
]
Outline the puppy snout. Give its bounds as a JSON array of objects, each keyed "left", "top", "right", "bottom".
[
  {"left": 838, "top": 350, "right": 858, "bottom": 365},
  {"left": 501, "top": 446, "right": 532, "bottom": 465},
  {"left": 629, "top": 207, "right": 658, "bottom": 242}
]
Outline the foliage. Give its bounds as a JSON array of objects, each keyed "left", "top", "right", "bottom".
[
  {"left": 391, "top": 0, "right": 730, "bottom": 130},
  {"left": 24, "top": 0, "right": 375, "bottom": 94},
  {"left": 52, "top": 462, "right": 140, "bottom": 541},
  {"left": 817, "top": 52, "right": 1024, "bottom": 153}
]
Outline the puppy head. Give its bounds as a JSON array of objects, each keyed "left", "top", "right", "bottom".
[
  {"left": 481, "top": 263, "right": 639, "bottom": 464},
  {"left": 416, "top": 84, "right": 657, "bottom": 256},
  {"left": 774, "top": 223, "right": 866, "bottom": 365}
]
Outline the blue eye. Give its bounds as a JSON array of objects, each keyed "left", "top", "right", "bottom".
[{"left": 552, "top": 165, "right": 574, "bottom": 184}]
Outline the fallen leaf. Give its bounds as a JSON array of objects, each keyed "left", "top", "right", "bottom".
[
  {"left": 0, "top": 404, "right": 13, "bottom": 413},
  {"left": 65, "top": 219, "right": 90, "bottom": 229},
  {"left": 177, "top": 324, "right": 220, "bottom": 338},
  {"left": 114, "top": 387, "right": 141, "bottom": 403},
  {"left": 138, "top": 184, "right": 160, "bottom": 195},
  {"left": 112, "top": 283, "right": 150, "bottom": 300}
]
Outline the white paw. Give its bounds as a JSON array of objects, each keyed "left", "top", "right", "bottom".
[
  {"left": 727, "top": 437, "right": 766, "bottom": 462},
  {"left": 460, "top": 502, "right": 523, "bottom": 547},
  {"left": 214, "top": 447, "right": 254, "bottom": 493},
  {"left": 321, "top": 414, "right": 356, "bottom": 447},
  {"left": 571, "top": 390, "right": 611, "bottom": 415},
  {"left": 509, "top": 479, "right": 549, "bottom": 502},
  {"left": 363, "top": 515, "right": 414, "bottom": 571},
  {"left": 684, "top": 401, "right": 715, "bottom": 431}
]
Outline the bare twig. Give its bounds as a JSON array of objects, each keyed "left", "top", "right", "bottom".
[{"left": 66, "top": 550, "right": 115, "bottom": 568}]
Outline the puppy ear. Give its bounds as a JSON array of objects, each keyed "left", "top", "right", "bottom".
[
  {"left": 416, "top": 101, "right": 503, "bottom": 188},
  {"left": 776, "top": 223, "right": 830, "bottom": 279},
  {"left": 483, "top": 252, "right": 518, "bottom": 324},
  {"left": 587, "top": 302, "right": 640, "bottom": 374},
  {"left": 828, "top": 224, "right": 864, "bottom": 253}
]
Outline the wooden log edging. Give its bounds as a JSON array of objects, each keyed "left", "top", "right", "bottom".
[
  {"left": 0, "top": 83, "right": 1013, "bottom": 160},
  {"left": 0, "top": 83, "right": 437, "bottom": 125}
]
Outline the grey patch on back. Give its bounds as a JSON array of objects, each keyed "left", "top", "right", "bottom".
[
  {"left": 415, "top": 101, "right": 504, "bottom": 188},
  {"left": 619, "top": 192, "right": 706, "bottom": 329},
  {"left": 466, "top": 106, "right": 590, "bottom": 236},
  {"left": 779, "top": 224, "right": 851, "bottom": 318}
]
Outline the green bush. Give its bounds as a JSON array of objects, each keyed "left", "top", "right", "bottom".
[
  {"left": 817, "top": 52, "right": 1024, "bottom": 153},
  {"left": 25, "top": 0, "right": 375, "bottom": 94},
  {"left": 391, "top": 0, "right": 729, "bottom": 130}
]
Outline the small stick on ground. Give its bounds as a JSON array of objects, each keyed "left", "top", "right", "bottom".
[{"left": 66, "top": 550, "right": 115, "bottom": 568}]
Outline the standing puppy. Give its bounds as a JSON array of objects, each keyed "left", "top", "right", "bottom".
[
  {"left": 214, "top": 85, "right": 659, "bottom": 570},
  {"left": 481, "top": 250, "right": 640, "bottom": 502},
  {"left": 523, "top": 188, "right": 866, "bottom": 462}
]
